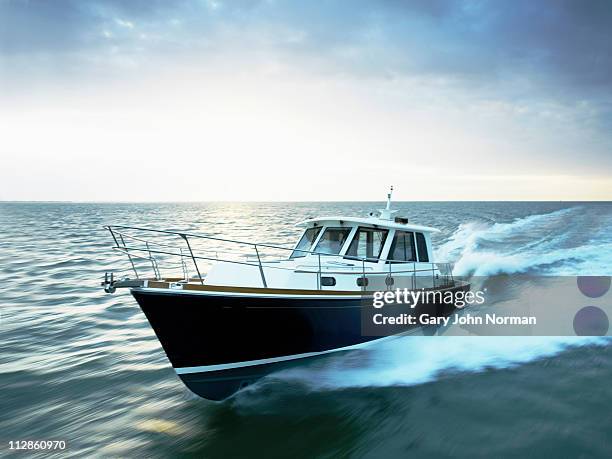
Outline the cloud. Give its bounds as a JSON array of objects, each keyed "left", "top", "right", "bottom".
[
  {"left": 2, "top": 1, "right": 611, "bottom": 93},
  {"left": 114, "top": 18, "right": 134, "bottom": 29},
  {"left": 1, "top": 0, "right": 611, "bottom": 200}
]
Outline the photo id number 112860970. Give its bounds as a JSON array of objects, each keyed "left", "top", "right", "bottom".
[{"left": 9, "top": 440, "right": 67, "bottom": 451}]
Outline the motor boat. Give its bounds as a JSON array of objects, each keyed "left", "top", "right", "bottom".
[{"left": 102, "top": 189, "right": 469, "bottom": 400}]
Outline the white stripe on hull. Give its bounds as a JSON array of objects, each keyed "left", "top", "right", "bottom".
[{"left": 174, "top": 334, "right": 399, "bottom": 374}]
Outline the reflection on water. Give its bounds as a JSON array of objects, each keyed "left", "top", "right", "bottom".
[{"left": 1, "top": 201, "right": 611, "bottom": 457}]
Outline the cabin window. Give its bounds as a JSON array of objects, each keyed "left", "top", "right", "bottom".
[
  {"left": 321, "top": 276, "right": 336, "bottom": 287},
  {"left": 345, "top": 227, "right": 388, "bottom": 262},
  {"left": 314, "top": 227, "right": 352, "bottom": 255},
  {"left": 290, "top": 227, "right": 321, "bottom": 258},
  {"left": 415, "top": 232, "right": 429, "bottom": 262},
  {"left": 387, "top": 231, "right": 416, "bottom": 263}
]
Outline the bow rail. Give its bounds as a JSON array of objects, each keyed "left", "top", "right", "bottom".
[{"left": 103, "top": 225, "right": 455, "bottom": 292}]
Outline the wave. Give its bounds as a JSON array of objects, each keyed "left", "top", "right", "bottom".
[
  {"left": 435, "top": 206, "right": 612, "bottom": 276},
  {"left": 272, "top": 336, "right": 610, "bottom": 391},
  {"left": 262, "top": 206, "right": 608, "bottom": 393}
]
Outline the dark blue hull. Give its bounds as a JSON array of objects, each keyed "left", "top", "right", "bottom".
[{"left": 132, "top": 284, "right": 468, "bottom": 400}]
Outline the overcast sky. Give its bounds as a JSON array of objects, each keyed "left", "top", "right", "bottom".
[{"left": 1, "top": 0, "right": 611, "bottom": 201}]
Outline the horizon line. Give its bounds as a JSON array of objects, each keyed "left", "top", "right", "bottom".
[{"left": 2, "top": 199, "right": 612, "bottom": 204}]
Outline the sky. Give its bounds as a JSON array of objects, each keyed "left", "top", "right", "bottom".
[{"left": 1, "top": 0, "right": 611, "bottom": 201}]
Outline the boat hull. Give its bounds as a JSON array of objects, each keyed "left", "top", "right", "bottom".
[{"left": 132, "top": 283, "right": 469, "bottom": 400}]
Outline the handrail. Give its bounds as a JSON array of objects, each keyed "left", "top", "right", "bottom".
[
  {"left": 105, "top": 224, "right": 441, "bottom": 265},
  {"left": 115, "top": 231, "right": 222, "bottom": 257},
  {"left": 180, "top": 234, "right": 204, "bottom": 285},
  {"left": 110, "top": 244, "right": 450, "bottom": 276},
  {"left": 107, "top": 225, "right": 298, "bottom": 253},
  {"left": 105, "top": 225, "right": 455, "bottom": 290}
]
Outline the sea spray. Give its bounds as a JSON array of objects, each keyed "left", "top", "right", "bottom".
[
  {"left": 272, "top": 336, "right": 610, "bottom": 390},
  {"left": 435, "top": 206, "right": 612, "bottom": 276}
]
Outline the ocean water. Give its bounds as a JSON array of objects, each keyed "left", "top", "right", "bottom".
[{"left": 1, "top": 201, "right": 611, "bottom": 458}]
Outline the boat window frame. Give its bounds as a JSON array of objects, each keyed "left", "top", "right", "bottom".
[
  {"left": 343, "top": 226, "right": 389, "bottom": 263},
  {"left": 386, "top": 230, "right": 417, "bottom": 263},
  {"left": 415, "top": 232, "right": 429, "bottom": 262},
  {"left": 312, "top": 226, "right": 354, "bottom": 256},
  {"left": 290, "top": 226, "right": 323, "bottom": 259}
]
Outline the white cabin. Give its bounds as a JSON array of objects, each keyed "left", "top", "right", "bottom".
[{"left": 205, "top": 196, "right": 443, "bottom": 291}]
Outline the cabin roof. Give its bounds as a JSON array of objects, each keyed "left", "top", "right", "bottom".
[{"left": 295, "top": 216, "right": 440, "bottom": 233}]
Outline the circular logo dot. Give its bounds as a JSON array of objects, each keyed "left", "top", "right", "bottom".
[
  {"left": 573, "top": 306, "right": 609, "bottom": 336},
  {"left": 577, "top": 276, "right": 611, "bottom": 298}
]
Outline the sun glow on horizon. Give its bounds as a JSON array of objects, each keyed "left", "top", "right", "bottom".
[{"left": 1, "top": 1, "right": 611, "bottom": 201}]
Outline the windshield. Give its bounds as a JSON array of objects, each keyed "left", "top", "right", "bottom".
[
  {"left": 344, "top": 227, "right": 388, "bottom": 262},
  {"left": 387, "top": 231, "right": 416, "bottom": 263},
  {"left": 313, "top": 227, "right": 352, "bottom": 255},
  {"left": 290, "top": 227, "right": 322, "bottom": 258}
]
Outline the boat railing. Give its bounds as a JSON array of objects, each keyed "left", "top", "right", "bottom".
[{"left": 104, "top": 225, "right": 455, "bottom": 290}]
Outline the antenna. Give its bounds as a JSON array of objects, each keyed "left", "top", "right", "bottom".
[
  {"left": 386, "top": 185, "right": 394, "bottom": 211},
  {"left": 378, "top": 185, "right": 397, "bottom": 220}
]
